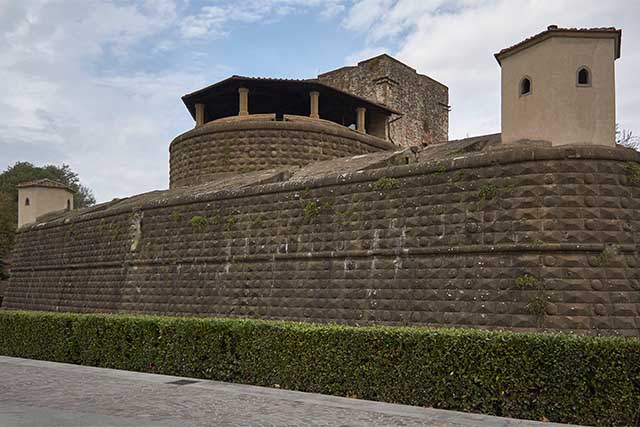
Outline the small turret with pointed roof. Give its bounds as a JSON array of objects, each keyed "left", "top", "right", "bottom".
[
  {"left": 17, "top": 179, "right": 75, "bottom": 228},
  {"left": 497, "top": 25, "right": 621, "bottom": 146}
]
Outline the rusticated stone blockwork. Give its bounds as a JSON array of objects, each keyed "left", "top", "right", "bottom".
[
  {"left": 170, "top": 118, "right": 395, "bottom": 188},
  {"left": 318, "top": 54, "right": 449, "bottom": 147},
  {"left": 4, "top": 146, "right": 640, "bottom": 336}
]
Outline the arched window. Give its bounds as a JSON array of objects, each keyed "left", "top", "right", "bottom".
[
  {"left": 67, "top": 199, "right": 71, "bottom": 210},
  {"left": 520, "top": 77, "right": 532, "bottom": 96},
  {"left": 577, "top": 67, "right": 591, "bottom": 86},
  {"left": 25, "top": 197, "right": 30, "bottom": 206}
]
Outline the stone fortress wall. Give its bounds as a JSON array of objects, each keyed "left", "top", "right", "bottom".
[
  {"left": 4, "top": 142, "right": 640, "bottom": 336},
  {"left": 318, "top": 54, "right": 449, "bottom": 146},
  {"left": 169, "top": 115, "right": 395, "bottom": 188}
]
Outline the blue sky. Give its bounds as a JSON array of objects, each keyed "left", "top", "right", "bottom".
[{"left": 1, "top": 0, "right": 639, "bottom": 202}]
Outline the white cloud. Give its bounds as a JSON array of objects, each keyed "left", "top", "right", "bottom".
[
  {"left": 180, "top": 0, "right": 346, "bottom": 39},
  {"left": 0, "top": 0, "right": 349, "bottom": 201},
  {"left": 341, "top": 0, "right": 640, "bottom": 140},
  {"left": 4, "top": 0, "right": 638, "bottom": 205},
  {"left": 344, "top": 46, "right": 390, "bottom": 65},
  {"left": 0, "top": 0, "right": 210, "bottom": 201}
]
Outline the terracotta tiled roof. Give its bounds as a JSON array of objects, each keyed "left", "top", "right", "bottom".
[
  {"left": 16, "top": 179, "right": 74, "bottom": 192},
  {"left": 495, "top": 25, "right": 622, "bottom": 64}
]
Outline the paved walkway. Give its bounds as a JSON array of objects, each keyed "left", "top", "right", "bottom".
[{"left": 0, "top": 356, "right": 581, "bottom": 427}]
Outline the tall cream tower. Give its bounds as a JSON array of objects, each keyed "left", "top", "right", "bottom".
[
  {"left": 17, "top": 179, "right": 74, "bottom": 228},
  {"left": 496, "top": 26, "right": 622, "bottom": 146}
]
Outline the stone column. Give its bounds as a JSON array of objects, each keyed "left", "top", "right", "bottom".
[
  {"left": 309, "top": 91, "right": 320, "bottom": 119},
  {"left": 195, "top": 103, "right": 205, "bottom": 127},
  {"left": 356, "top": 107, "right": 366, "bottom": 133},
  {"left": 238, "top": 87, "right": 249, "bottom": 116}
]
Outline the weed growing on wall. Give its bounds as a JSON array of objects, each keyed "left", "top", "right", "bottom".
[
  {"left": 373, "top": 177, "right": 400, "bottom": 191},
  {"left": 210, "top": 213, "right": 221, "bottom": 226},
  {"left": 225, "top": 215, "right": 236, "bottom": 231},
  {"left": 526, "top": 295, "right": 547, "bottom": 317},
  {"left": 625, "top": 161, "right": 640, "bottom": 183},
  {"left": 478, "top": 184, "right": 498, "bottom": 200},
  {"left": 434, "top": 164, "right": 447, "bottom": 175},
  {"left": 169, "top": 211, "right": 182, "bottom": 222},
  {"left": 304, "top": 201, "right": 321, "bottom": 222},
  {"left": 515, "top": 274, "right": 537, "bottom": 289},
  {"left": 596, "top": 246, "right": 617, "bottom": 267},
  {"left": 190, "top": 215, "right": 208, "bottom": 231},
  {"left": 515, "top": 273, "right": 548, "bottom": 323}
]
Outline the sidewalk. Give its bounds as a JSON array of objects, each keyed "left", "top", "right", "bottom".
[{"left": 0, "top": 356, "right": 583, "bottom": 427}]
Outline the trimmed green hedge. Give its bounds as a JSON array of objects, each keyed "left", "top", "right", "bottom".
[{"left": 0, "top": 311, "right": 638, "bottom": 426}]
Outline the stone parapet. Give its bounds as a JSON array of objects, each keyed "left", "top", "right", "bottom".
[{"left": 169, "top": 117, "right": 395, "bottom": 188}]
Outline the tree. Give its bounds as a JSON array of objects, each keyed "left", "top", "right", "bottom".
[
  {"left": 616, "top": 124, "right": 640, "bottom": 151},
  {"left": 0, "top": 162, "right": 96, "bottom": 280}
]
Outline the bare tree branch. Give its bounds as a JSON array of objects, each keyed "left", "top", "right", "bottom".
[{"left": 616, "top": 124, "right": 640, "bottom": 151}]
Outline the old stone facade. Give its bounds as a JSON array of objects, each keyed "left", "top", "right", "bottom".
[
  {"left": 170, "top": 115, "right": 394, "bottom": 188},
  {"left": 5, "top": 32, "right": 639, "bottom": 336},
  {"left": 318, "top": 54, "right": 449, "bottom": 146},
  {"left": 4, "top": 143, "right": 640, "bottom": 336}
]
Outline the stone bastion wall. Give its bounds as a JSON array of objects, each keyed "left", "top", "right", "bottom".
[
  {"left": 169, "top": 116, "right": 395, "bottom": 188},
  {"left": 3, "top": 145, "right": 640, "bottom": 336}
]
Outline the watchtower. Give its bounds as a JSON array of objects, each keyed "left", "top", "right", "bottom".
[
  {"left": 496, "top": 26, "right": 621, "bottom": 146},
  {"left": 17, "top": 179, "right": 74, "bottom": 228}
]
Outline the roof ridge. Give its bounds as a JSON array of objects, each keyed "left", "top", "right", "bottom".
[
  {"left": 17, "top": 178, "right": 74, "bottom": 191},
  {"left": 495, "top": 26, "right": 621, "bottom": 64}
]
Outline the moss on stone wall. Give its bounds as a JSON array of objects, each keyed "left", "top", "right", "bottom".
[{"left": 4, "top": 146, "right": 640, "bottom": 336}]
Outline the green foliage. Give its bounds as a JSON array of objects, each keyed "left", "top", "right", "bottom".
[
  {"left": 454, "top": 170, "right": 466, "bottom": 181},
  {"left": 303, "top": 201, "right": 321, "bottom": 222},
  {"left": 189, "top": 215, "right": 208, "bottom": 231},
  {"left": 526, "top": 295, "right": 547, "bottom": 317},
  {"left": 478, "top": 184, "right": 498, "bottom": 200},
  {"left": 515, "top": 274, "right": 537, "bottom": 289},
  {"left": 373, "top": 177, "right": 400, "bottom": 191},
  {"left": 502, "top": 182, "right": 515, "bottom": 195},
  {"left": 210, "top": 213, "right": 221, "bottom": 226},
  {"left": 225, "top": 215, "right": 236, "bottom": 231},
  {"left": 625, "top": 161, "right": 640, "bottom": 184},
  {"left": 0, "top": 162, "right": 95, "bottom": 280},
  {"left": 434, "top": 164, "right": 447, "bottom": 175},
  {"left": 596, "top": 246, "right": 616, "bottom": 267},
  {"left": 169, "top": 211, "right": 182, "bottom": 223},
  {"left": 0, "top": 311, "right": 638, "bottom": 426}
]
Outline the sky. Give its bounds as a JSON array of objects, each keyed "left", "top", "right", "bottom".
[{"left": 1, "top": 0, "right": 639, "bottom": 202}]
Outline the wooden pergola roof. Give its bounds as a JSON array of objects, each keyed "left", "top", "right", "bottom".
[{"left": 181, "top": 76, "right": 399, "bottom": 123}]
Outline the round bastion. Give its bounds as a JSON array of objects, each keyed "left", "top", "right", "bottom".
[{"left": 169, "top": 114, "right": 395, "bottom": 188}]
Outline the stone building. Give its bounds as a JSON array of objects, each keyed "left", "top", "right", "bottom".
[
  {"left": 175, "top": 75, "right": 398, "bottom": 187},
  {"left": 497, "top": 26, "right": 621, "bottom": 146},
  {"left": 318, "top": 54, "right": 449, "bottom": 146},
  {"left": 16, "top": 179, "right": 74, "bottom": 228},
  {"left": 4, "top": 27, "right": 639, "bottom": 337}
]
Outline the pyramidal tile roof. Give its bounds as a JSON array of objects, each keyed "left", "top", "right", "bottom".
[
  {"left": 17, "top": 178, "right": 74, "bottom": 192},
  {"left": 495, "top": 25, "right": 621, "bottom": 64}
]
